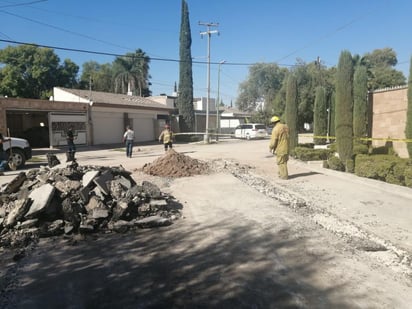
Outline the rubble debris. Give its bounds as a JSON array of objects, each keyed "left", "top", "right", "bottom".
[
  {"left": 46, "top": 153, "right": 61, "bottom": 168},
  {"left": 0, "top": 163, "right": 182, "bottom": 249},
  {"left": 0, "top": 172, "right": 26, "bottom": 195},
  {"left": 141, "top": 149, "right": 210, "bottom": 177}
]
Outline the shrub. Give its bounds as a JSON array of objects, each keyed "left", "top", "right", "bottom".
[
  {"left": 353, "top": 142, "right": 369, "bottom": 155},
  {"left": 404, "top": 164, "right": 412, "bottom": 187},
  {"left": 345, "top": 159, "right": 355, "bottom": 173},
  {"left": 298, "top": 143, "right": 314, "bottom": 149},
  {"left": 355, "top": 155, "right": 396, "bottom": 181},
  {"left": 175, "top": 134, "right": 203, "bottom": 143},
  {"left": 328, "top": 143, "right": 337, "bottom": 152},
  {"left": 327, "top": 156, "right": 345, "bottom": 171},
  {"left": 354, "top": 154, "right": 410, "bottom": 186},
  {"left": 293, "top": 147, "right": 333, "bottom": 161}
]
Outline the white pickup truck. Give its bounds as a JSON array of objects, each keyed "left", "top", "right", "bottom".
[{"left": 2, "top": 137, "right": 32, "bottom": 169}]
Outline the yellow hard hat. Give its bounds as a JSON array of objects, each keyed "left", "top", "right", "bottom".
[{"left": 270, "top": 116, "right": 280, "bottom": 123}]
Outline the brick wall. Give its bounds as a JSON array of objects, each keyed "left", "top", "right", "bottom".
[{"left": 371, "top": 86, "right": 408, "bottom": 158}]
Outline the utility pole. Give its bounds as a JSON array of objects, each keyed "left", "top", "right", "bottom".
[
  {"left": 216, "top": 60, "right": 226, "bottom": 142},
  {"left": 199, "top": 21, "right": 219, "bottom": 143}
]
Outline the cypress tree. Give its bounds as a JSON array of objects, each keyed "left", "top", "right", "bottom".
[
  {"left": 329, "top": 91, "right": 336, "bottom": 138},
  {"left": 313, "top": 86, "right": 327, "bottom": 145},
  {"left": 406, "top": 56, "right": 412, "bottom": 157},
  {"left": 335, "top": 50, "right": 354, "bottom": 168},
  {"left": 176, "top": 0, "right": 195, "bottom": 132},
  {"left": 353, "top": 65, "right": 368, "bottom": 142},
  {"left": 285, "top": 74, "right": 298, "bottom": 152}
]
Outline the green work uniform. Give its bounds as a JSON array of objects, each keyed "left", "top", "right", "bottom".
[{"left": 269, "top": 122, "right": 289, "bottom": 179}]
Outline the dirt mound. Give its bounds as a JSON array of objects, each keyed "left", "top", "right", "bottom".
[{"left": 141, "top": 149, "right": 210, "bottom": 177}]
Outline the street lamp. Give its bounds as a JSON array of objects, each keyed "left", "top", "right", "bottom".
[{"left": 216, "top": 60, "right": 226, "bottom": 142}]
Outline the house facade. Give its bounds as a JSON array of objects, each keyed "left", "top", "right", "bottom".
[
  {"left": 0, "top": 88, "right": 174, "bottom": 148},
  {"left": 0, "top": 96, "right": 88, "bottom": 147},
  {"left": 52, "top": 88, "right": 174, "bottom": 146}
]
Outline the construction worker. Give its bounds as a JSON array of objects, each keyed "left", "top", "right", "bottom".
[
  {"left": 122, "top": 125, "right": 135, "bottom": 158},
  {"left": 66, "top": 125, "right": 76, "bottom": 162},
  {"left": 159, "top": 124, "right": 174, "bottom": 152},
  {"left": 269, "top": 116, "right": 289, "bottom": 180}
]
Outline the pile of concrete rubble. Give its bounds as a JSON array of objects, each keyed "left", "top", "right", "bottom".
[{"left": 0, "top": 161, "right": 181, "bottom": 249}]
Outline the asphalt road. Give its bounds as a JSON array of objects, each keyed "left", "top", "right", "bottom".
[{"left": 1, "top": 138, "right": 412, "bottom": 308}]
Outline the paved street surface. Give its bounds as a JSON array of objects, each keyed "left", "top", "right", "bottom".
[{"left": 1, "top": 138, "right": 412, "bottom": 308}]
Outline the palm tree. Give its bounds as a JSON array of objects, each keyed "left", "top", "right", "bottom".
[{"left": 114, "top": 49, "right": 151, "bottom": 96}]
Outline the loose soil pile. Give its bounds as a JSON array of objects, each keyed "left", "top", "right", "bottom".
[{"left": 141, "top": 149, "right": 210, "bottom": 177}]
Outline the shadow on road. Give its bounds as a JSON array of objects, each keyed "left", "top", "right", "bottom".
[
  {"left": 6, "top": 219, "right": 363, "bottom": 308},
  {"left": 288, "top": 171, "right": 320, "bottom": 179}
]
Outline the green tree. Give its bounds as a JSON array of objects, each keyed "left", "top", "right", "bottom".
[
  {"left": 272, "top": 79, "right": 287, "bottom": 118},
  {"left": 79, "top": 61, "right": 114, "bottom": 92},
  {"left": 406, "top": 56, "right": 412, "bottom": 157},
  {"left": 329, "top": 91, "right": 336, "bottom": 138},
  {"left": 353, "top": 65, "right": 369, "bottom": 141},
  {"left": 335, "top": 50, "right": 354, "bottom": 168},
  {"left": 113, "top": 49, "right": 151, "bottom": 96},
  {"left": 290, "top": 59, "right": 335, "bottom": 131},
  {"left": 293, "top": 60, "right": 316, "bottom": 129},
  {"left": 361, "top": 48, "right": 406, "bottom": 90},
  {"left": 236, "top": 63, "right": 287, "bottom": 113},
  {"left": 176, "top": 0, "right": 195, "bottom": 132},
  {"left": 0, "top": 44, "right": 79, "bottom": 99},
  {"left": 285, "top": 74, "right": 298, "bottom": 152},
  {"left": 313, "top": 86, "right": 327, "bottom": 145}
]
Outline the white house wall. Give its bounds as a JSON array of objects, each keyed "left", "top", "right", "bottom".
[
  {"left": 194, "top": 97, "right": 216, "bottom": 111},
  {"left": 92, "top": 111, "right": 124, "bottom": 144},
  {"left": 52, "top": 88, "right": 90, "bottom": 103},
  {"left": 91, "top": 107, "right": 159, "bottom": 144},
  {"left": 129, "top": 114, "right": 155, "bottom": 141}
]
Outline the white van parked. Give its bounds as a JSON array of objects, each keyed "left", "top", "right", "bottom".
[{"left": 234, "top": 123, "right": 268, "bottom": 140}]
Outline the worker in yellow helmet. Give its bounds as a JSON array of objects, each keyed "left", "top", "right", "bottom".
[
  {"left": 159, "top": 124, "right": 174, "bottom": 152},
  {"left": 269, "top": 116, "right": 289, "bottom": 180}
]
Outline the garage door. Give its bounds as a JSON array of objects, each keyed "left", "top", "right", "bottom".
[
  {"left": 130, "top": 117, "right": 155, "bottom": 141},
  {"left": 92, "top": 111, "right": 155, "bottom": 144},
  {"left": 92, "top": 111, "right": 123, "bottom": 144},
  {"left": 49, "top": 112, "right": 87, "bottom": 146}
]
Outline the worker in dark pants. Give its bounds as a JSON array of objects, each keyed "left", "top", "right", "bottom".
[
  {"left": 66, "top": 125, "right": 76, "bottom": 162},
  {"left": 158, "top": 124, "right": 174, "bottom": 152}
]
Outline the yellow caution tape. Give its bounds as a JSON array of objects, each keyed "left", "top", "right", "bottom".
[
  {"left": 300, "top": 134, "right": 412, "bottom": 143},
  {"left": 172, "top": 132, "right": 412, "bottom": 143}
]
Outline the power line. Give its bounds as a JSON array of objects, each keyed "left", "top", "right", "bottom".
[
  {"left": 0, "top": 0, "right": 47, "bottom": 9},
  {"left": 0, "top": 38, "right": 292, "bottom": 67},
  {"left": 0, "top": 9, "right": 133, "bottom": 51}
]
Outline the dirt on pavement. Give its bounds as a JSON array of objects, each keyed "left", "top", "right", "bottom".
[{"left": 1, "top": 139, "right": 412, "bottom": 308}]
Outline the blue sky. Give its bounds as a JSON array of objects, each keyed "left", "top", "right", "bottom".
[{"left": 1, "top": 0, "right": 411, "bottom": 105}]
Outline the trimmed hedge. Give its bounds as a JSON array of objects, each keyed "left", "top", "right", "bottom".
[
  {"left": 294, "top": 142, "right": 412, "bottom": 188},
  {"left": 293, "top": 147, "right": 333, "bottom": 161},
  {"left": 326, "top": 156, "right": 345, "bottom": 171},
  {"left": 355, "top": 154, "right": 412, "bottom": 187},
  {"left": 174, "top": 134, "right": 203, "bottom": 143}
]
